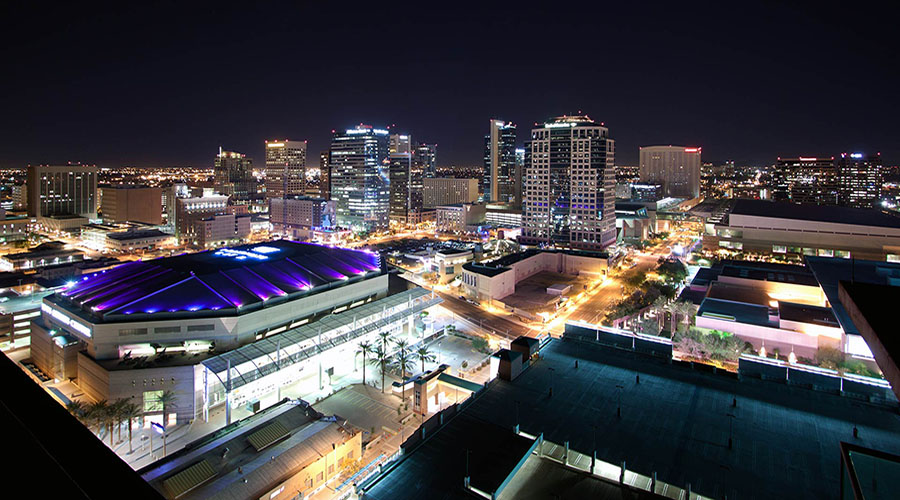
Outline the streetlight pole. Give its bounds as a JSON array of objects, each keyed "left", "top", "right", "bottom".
[
  {"left": 616, "top": 384, "right": 624, "bottom": 418},
  {"left": 548, "top": 368, "right": 555, "bottom": 397},
  {"left": 726, "top": 413, "right": 735, "bottom": 449}
]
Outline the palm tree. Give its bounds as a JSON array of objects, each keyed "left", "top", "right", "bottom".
[
  {"left": 119, "top": 400, "right": 142, "bottom": 454},
  {"left": 155, "top": 390, "right": 178, "bottom": 456},
  {"left": 414, "top": 345, "right": 436, "bottom": 373},
  {"left": 66, "top": 400, "right": 88, "bottom": 423},
  {"left": 393, "top": 339, "right": 415, "bottom": 401},
  {"left": 673, "top": 301, "right": 694, "bottom": 333},
  {"left": 377, "top": 331, "right": 392, "bottom": 352},
  {"left": 88, "top": 400, "right": 113, "bottom": 446},
  {"left": 652, "top": 296, "right": 668, "bottom": 332},
  {"left": 110, "top": 398, "right": 129, "bottom": 442},
  {"left": 356, "top": 341, "right": 374, "bottom": 386},
  {"left": 369, "top": 345, "right": 389, "bottom": 394}
]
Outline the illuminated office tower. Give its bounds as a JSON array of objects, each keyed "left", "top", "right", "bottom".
[
  {"left": 772, "top": 156, "right": 838, "bottom": 205},
  {"left": 483, "top": 119, "right": 517, "bottom": 203},
  {"left": 521, "top": 115, "right": 616, "bottom": 250},
  {"left": 264, "top": 140, "right": 308, "bottom": 200},
  {"left": 330, "top": 125, "right": 391, "bottom": 231},
  {"left": 213, "top": 148, "right": 254, "bottom": 199},
  {"left": 390, "top": 134, "right": 412, "bottom": 154},
  {"left": 415, "top": 143, "right": 437, "bottom": 179},
  {"left": 514, "top": 147, "right": 525, "bottom": 208},
  {"left": 319, "top": 150, "right": 331, "bottom": 199},
  {"left": 26, "top": 163, "right": 98, "bottom": 218},
  {"left": 389, "top": 153, "right": 425, "bottom": 224},
  {"left": 639, "top": 145, "right": 701, "bottom": 199},
  {"left": 837, "top": 152, "right": 883, "bottom": 209}
]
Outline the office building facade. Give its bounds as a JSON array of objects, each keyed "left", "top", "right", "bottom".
[
  {"left": 389, "top": 153, "right": 426, "bottom": 224},
  {"left": 213, "top": 148, "right": 255, "bottom": 200},
  {"left": 771, "top": 157, "right": 838, "bottom": 205},
  {"left": 265, "top": 140, "right": 308, "bottom": 200},
  {"left": 174, "top": 195, "right": 229, "bottom": 244},
  {"left": 483, "top": 119, "right": 518, "bottom": 203},
  {"left": 269, "top": 195, "right": 336, "bottom": 240},
  {"left": 521, "top": 115, "right": 616, "bottom": 250},
  {"left": 423, "top": 178, "right": 478, "bottom": 208},
  {"left": 837, "top": 152, "right": 883, "bottom": 209},
  {"left": 416, "top": 142, "right": 437, "bottom": 179},
  {"left": 639, "top": 146, "right": 701, "bottom": 199},
  {"left": 26, "top": 163, "right": 98, "bottom": 219},
  {"left": 100, "top": 186, "right": 163, "bottom": 224},
  {"left": 330, "top": 125, "right": 391, "bottom": 231}
]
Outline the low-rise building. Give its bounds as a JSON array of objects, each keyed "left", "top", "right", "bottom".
[
  {"left": 461, "top": 249, "right": 609, "bottom": 302},
  {"left": 38, "top": 214, "right": 89, "bottom": 234},
  {"left": 0, "top": 242, "right": 83, "bottom": 272},
  {"left": 140, "top": 400, "right": 361, "bottom": 500},
  {"left": 435, "top": 203, "right": 486, "bottom": 233},
  {"left": 431, "top": 248, "right": 473, "bottom": 284},
  {"left": 193, "top": 213, "right": 251, "bottom": 248},
  {"left": 703, "top": 199, "right": 900, "bottom": 261},
  {"left": 268, "top": 195, "right": 336, "bottom": 240}
]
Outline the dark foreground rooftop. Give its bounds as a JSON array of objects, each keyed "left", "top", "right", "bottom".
[
  {"left": 461, "top": 338, "right": 900, "bottom": 500},
  {"left": 730, "top": 198, "right": 900, "bottom": 228}
]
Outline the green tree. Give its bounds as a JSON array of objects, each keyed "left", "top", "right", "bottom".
[
  {"left": 119, "top": 400, "right": 142, "bottom": 454},
  {"left": 369, "top": 345, "right": 390, "bottom": 394},
  {"left": 356, "top": 341, "right": 374, "bottom": 386},
  {"left": 377, "top": 331, "right": 392, "bottom": 353},
  {"left": 639, "top": 316, "right": 661, "bottom": 336},
  {"left": 414, "top": 345, "right": 437, "bottom": 373},
  {"left": 393, "top": 339, "right": 415, "bottom": 401},
  {"left": 66, "top": 400, "right": 88, "bottom": 424},
  {"left": 88, "top": 400, "right": 113, "bottom": 446},
  {"left": 154, "top": 390, "right": 178, "bottom": 456}
]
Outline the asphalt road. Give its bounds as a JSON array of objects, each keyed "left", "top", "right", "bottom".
[{"left": 434, "top": 291, "right": 534, "bottom": 340}]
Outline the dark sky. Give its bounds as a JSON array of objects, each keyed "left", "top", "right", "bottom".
[{"left": 1, "top": 1, "right": 897, "bottom": 168}]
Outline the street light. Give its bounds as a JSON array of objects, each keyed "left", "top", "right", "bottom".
[
  {"left": 615, "top": 384, "right": 624, "bottom": 418},
  {"left": 548, "top": 367, "right": 555, "bottom": 397},
  {"left": 726, "top": 413, "right": 736, "bottom": 449}
]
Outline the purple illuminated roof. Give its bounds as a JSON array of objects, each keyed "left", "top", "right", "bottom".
[{"left": 59, "top": 241, "right": 382, "bottom": 320}]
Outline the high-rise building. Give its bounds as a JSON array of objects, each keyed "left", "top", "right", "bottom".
[
  {"left": 330, "top": 125, "right": 391, "bottom": 231},
  {"left": 389, "top": 153, "right": 426, "bottom": 224},
  {"left": 521, "top": 115, "right": 616, "bottom": 250},
  {"left": 514, "top": 147, "right": 525, "bottom": 208},
  {"left": 389, "top": 134, "right": 412, "bottom": 154},
  {"left": 483, "top": 119, "right": 517, "bottom": 203},
  {"left": 213, "top": 148, "right": 255, "bottom": 200},
  {"left": 772, "top": 157, "right": 838, "bottom": 205},
  {"left": 264, "top": 140, "right": 308, "bottom": 201},
  {"left": 318, "top": 150, "right": 331, "bottom": 199},
  {"left": 415, "top": 143, "right": 437, "bottom": 179},
  {"left": 639, "top": 146, "right": 701, "bottom": 199},
  {"left": 26, "top": 163, "right": 98, "bottom": 219},
  {"left": 837, "top": 152, "right": 883, "bottom": 209},
  {"left": 100, "top": 186, "right": 163, "bottom": 224},
  {"left": 423, "top": 178, "right": 479, "bottom": 208}
]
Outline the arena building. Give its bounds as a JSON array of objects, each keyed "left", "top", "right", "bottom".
[{"left": 30, "top": 240, "right": 441, "bottom": 425}]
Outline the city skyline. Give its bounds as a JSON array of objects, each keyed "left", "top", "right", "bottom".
[{"left": 1, "top": 3, "right": 897, "bottom": 168}]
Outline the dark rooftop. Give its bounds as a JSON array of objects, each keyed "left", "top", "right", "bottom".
[
  {"left": 697, "top": 297, "right": 774, "bottom": 327},
  {"left": 730, "top": 199, "right": 900, "bottom": 228},
  {"left": 363, "top": 413, "right": 536, "bottom": 500},
  {"left": 778, "top": 301, "right": 840, "bottom": 327},
  {"left": 461, "top": 338, "right": 900, "bottom": 499},
  {"left": 464, "top": 249, "right": 608, "bottom": 277}
]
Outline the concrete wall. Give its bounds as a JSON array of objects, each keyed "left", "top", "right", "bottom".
[
  {"left": 77, "top": 352, "right": 197, "bottom": 424},
  {"left": 696, "top": 315, "right": 833, "bottom": 360}
]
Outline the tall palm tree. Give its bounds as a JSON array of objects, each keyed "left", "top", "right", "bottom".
[
  {"left": 155, "top": 390, "right": 178, "bottom": 456},
  {"left": 377, "top": 331, "right": 392, "bottom": 353},
  {"left": 88, "top": 400, "right": 113, "bottom": 446},
  {"left": 120, "top": 400, "right": 142, "bottom": 454},
  {"left": 414, "top": 345, "right": 436, "bottom": 373},
  {"left": 652, "top": 296, "right": 669, "bottom": 333},
  {"left": 110, "top": 399, "right": 129, "bottom": 442},
  {"left": 356, "top": 341, "right": 374, "bottom": 386},
  {"left": 393, "top": 339, "right": 415, "bottom": 401},
  {"left": 368, "top": 345, "right": 389, "bottom": 394}
]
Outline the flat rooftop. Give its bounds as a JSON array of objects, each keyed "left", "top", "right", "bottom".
[
  {"left": 363, "top": 413, "right": 536, "bottom": 500},
  {"left": 730, "top": 199, "right": 900, "bottom": 228},
  {"left": 460, "top": 338, "right": 900, "bottom": 499},
  {"left": 53, "top": 240, "right": 383, "bottom": 322},
  {"left": 806, "top": 256, "right": 900, "bottom": 335},
  {"left": 141, "top": 401, "right": 352, "bottom": 500}
]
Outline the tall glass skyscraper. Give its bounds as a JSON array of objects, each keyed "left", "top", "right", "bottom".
[
  {"left": 330, "top": 125, "right": 391, "bottom": 231},
  {"left": 483, "top": 119, "right": 517, "bottom": 203},
  {"left": 837, "top": 152, "right": 883, "bottom": 209},
  {"left": 521, "top": 115, "right": 616, "bottom": 250},
  {"left": 214, "top": 148, "right": 254, "bottom": 200}
]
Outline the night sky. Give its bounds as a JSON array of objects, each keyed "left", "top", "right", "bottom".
[{"left": 1, "top": 1, "right": 897, "bottom": 168}]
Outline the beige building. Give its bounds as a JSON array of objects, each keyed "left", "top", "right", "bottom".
[
  {"left": 423, "top": 177, "right": 478, "bottom": 208},
  {"left": 265, "top": 140, "right": 308, "bottom": 200},
  {"left": 27, "top": 163, "right": 98, "bottom": 219},
  {"left": 193, "top": 213, "right": 251, "bottom": 248},
  {"left": 639, "top": 145, "right": 701, "bottom": 199},
  {"left": 100, "top": 186, "right": 163, "bottom": 224},
  {"left": 435, "top": 203, "right": 485, "bottom": 233}
]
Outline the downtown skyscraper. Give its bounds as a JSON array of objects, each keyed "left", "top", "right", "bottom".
[
  {"left": 264, "top": 140, "right": 308, "bottom": 200},
  {"left": 772, "top": 156, "right": 838, "bottom": 205},
  {"left": 213, "top": 148, "right": 254, "bottom": 200},
  {"left": 330, "top": 125, "right": 391, "bottom": 231},
  {"left": 483, "top": 119, "right": 518, "bottom": 203},
  {"left": 837, "top": 152, "right": 883, "bottom": 209},
  {"left": 388, "top": 152, "right": 426, "bottom": 225},
  {"left": 521, "top": 115, "right": 616, "bottom": 250}
]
